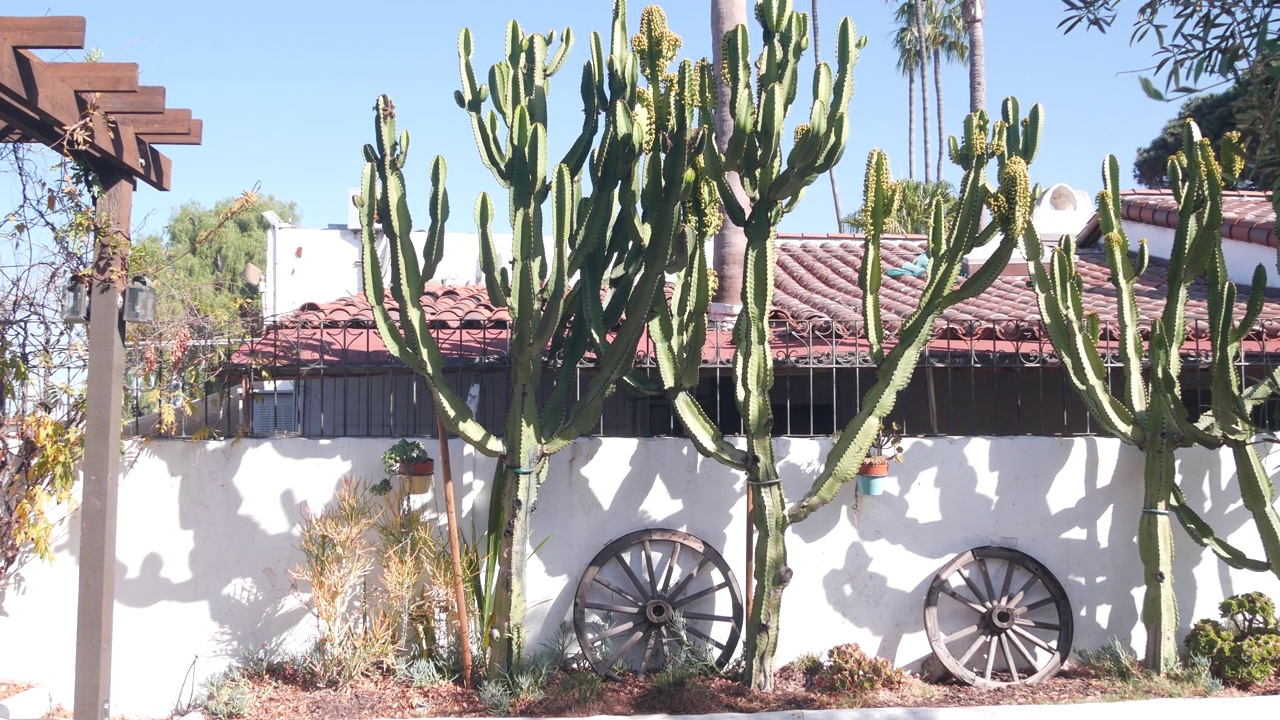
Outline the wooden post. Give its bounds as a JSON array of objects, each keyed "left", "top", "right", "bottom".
[
  {"left": 745, "top": 486, "right": 753, "bottom": 622},
  {"left": 436, "top": 416, "right": 473, "bottom": 688},
  {"left": 74, "top": 172, "right": 132, "bottom": 720}
]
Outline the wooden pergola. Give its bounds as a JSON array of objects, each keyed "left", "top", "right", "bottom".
[{"left": 0, "top": 16, "right": 202, "bottom": 720}]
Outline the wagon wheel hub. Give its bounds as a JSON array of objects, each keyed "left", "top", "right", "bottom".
[
  {"left": 986, "top": 605, "right": 1018, "bottom": 632},
  {"left": 645, "top": 598, "right": 674, "bottom": 625}
]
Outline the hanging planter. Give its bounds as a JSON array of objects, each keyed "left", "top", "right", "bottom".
[
  {"left": 857, "top": 459, "right": 889, "bottom": 496},
  {"left": 382, "top": 439, "right": 434, "bottom": 495}
]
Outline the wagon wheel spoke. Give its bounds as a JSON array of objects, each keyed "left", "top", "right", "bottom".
[
  {"left": 1010, "top": 624, "right": 1055, "bottom": 653},
  {"left": 956, "top": 633, "right": 987, "bottom": 666},
  {"left": 983, "top": 636, "right": 999, "bottom": 682},
  {"left": 923, "top": 546, "right": 1073, "bottom": 688},
  {"left": 592, "top": 576, "right": 643, "bottom": 606},
  {"left": 638, "top": 629, "right": 658, "bottom": 677},
  {"left": 666, "top": 555, "right": 712, "bottom": 601},
  {"left": 1000, "top": 635, "right": 1019, "bottom": 684},
  {"left": 957, "top": 567, "right": 990, "bottom": 607},
  {"left": 977, "top": 559, "right": 998, "bottom": 605},
  {"left": 591, "top": 619, "right": 643, "bottom": 645},
  {"left": 613, "top": 627, "right": 648, "bottom": 663},
  {"left": 642, "top": 540, "right": 658, "bottom": 595},
  {"left": 671, "top": 579, "right": 730, "bottom": 609},
  {"left": 939, "top": 584, "right": 986, "bottom": 614},
  {"left": 660, "top": 542, "right": 681, "bottom": 594},
  {"left": 999, "top": 560, "right": 1015, "bottom": 604},
  {"left": 1021, "top": 596, "right": 1057, "bottom": 613},
  {"left": 614, "top": 553, "right": 650, "bottom": 599},
  {"left": 583, "top": 600, "right": 642, "bottom": 615},
  {"left": 944, "top": 623, "right": 982, "bottom": 643},
  {"left": 1008, "top": 630, "right": 1039, "bottom": 670},
  {"left": 685, "top": 624, "right": 728, "bottom": 652}
]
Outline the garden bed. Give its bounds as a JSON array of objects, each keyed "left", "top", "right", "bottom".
[
  {"left": 0, "top": 681, "right": 32, "bottom": 701},
  {"left": 219, "top": 663, "right": 1280, "bottom": 720}
]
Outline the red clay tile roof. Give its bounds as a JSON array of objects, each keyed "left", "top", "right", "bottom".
[
  {"left": 1078, "top": 189, "right": 1276, "bottom": 248},
  {"left": 227, "top": 234, "right": 1280, "bottom": 376}
]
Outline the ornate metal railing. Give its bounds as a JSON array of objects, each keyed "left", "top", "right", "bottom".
[{"left": 119, "top": 315, "right": 1280, "bottom": 440}]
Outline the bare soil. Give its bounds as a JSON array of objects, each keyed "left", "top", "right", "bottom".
[
  {"left": 228, "top": 664, "right": 1280, "bottom": 720},
  {"left": 0, "top": 681, "right": 32, "bottom": 701}
]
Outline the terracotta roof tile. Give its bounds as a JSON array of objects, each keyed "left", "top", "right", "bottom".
[
  {"left": 1080, "top": 189, "right": 1276, "bottom": 248},
  {"left": 230, "top": 234, "right": 1280, "bottom": 375}
]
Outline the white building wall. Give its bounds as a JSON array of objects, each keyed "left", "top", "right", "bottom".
[
  {"left": 1122, "top": 220, "right": 1280, "bottom": 289},
  {"left": 1, "top": 436, "right": 1278, "bottom": 717}
]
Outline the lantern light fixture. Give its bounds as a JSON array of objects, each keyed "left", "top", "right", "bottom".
[
  {"left": 123, "top": 275, "right": 156, "bottom": 324},
  {"left": 63, "top": 276, "right": 88, "bottom": 324}
]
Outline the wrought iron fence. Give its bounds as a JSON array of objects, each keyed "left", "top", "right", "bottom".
[{"left": 114, "top": 315, "right": 1280, "bottom": 441}]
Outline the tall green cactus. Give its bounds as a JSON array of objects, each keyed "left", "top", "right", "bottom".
[
  {"left": 639, "top": 0, "right": 1044, "bottom": 690},
  {"left": 1025, "top": 120, "right": 1280, "bottom": 672},
  {"left": 356, "top": 1, "right": 713, "bottom": 673}
]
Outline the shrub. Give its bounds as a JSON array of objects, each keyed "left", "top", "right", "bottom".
[
  {"left": 1185, "top": 591, "right": 1280, "bottom": 687},
  {"left": 1076, "top": 638, "right": 1141, "bottom": 681},
  {"left": 198, "top": 669, "right": 253, "bottom": 719},
  {"left": 814, "top": 643, "right": 904, "bottom": 695}
]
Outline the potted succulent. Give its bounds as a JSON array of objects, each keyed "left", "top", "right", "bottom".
[
  {"left": 857, "top": 421, "right": 903, "bottom": 496},
  {"left": 382, "top": 439, "right": 434, "bottom": 494}
]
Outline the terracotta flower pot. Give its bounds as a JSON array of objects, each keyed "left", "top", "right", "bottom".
[
  {"left": 399, "top": 459, "right": 434, "bottom": 495},
  {"left": 857, "top": 460, "right": 889, "bottom": 477},
  {"left": 857, "top": 458, "right": 889, "bottom": 496}
]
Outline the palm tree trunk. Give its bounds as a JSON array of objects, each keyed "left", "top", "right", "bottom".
[
  {"left": 907, "top": 72, "right": 916, "bottom": 180},
  {"left": 712, "top": 0, "right": 749, "bottom": 303},
  {"left": 915, "top": 0, "right": 931, "bottom": 184},
  {"left": 933, "top": 47, "right": 945, "bottom": 182},
  {"left": 812, "top": 0, "right": 845, "bottom": 231},
  {"left": 963, "top": 0, "right": 985, "bottom": 113}
]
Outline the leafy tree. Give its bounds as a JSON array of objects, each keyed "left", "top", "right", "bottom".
[
  {"left": 1060, "top": 1, "right": 1280, "bottom": 205},
  {"left": 1132, "top": 83, "right": 1258, "bottom": 188},
  {"left": 127, "top": 194, "right": 289, "bottom": 427}
]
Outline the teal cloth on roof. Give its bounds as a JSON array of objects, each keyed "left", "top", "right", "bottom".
[{"left": 887, "top": 252, "right": 929, "bottom": 278}]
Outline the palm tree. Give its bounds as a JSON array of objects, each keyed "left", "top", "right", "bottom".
[
  {"left": 912, "top": 0, "right": 931, "bottom": 184},
  {"left": 962, "top": 0, "right": 985, "bottom": 112},
  {"left": 928, "top": 1, "right": 968, "bottom": 181},
  {"left": 812, "top": 0, "right": 845, "bottom": 231},
  {"left": 842, "top": 178, "right": 958, "bottom": 235},
  {"left": 889, "top": 10, "right": 923, "bottom": 180}
]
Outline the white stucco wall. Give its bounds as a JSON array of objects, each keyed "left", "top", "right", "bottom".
[
  {"left": 1123, "top": 220, "right": 1280, "bottom": 289},
  {"left": 1, "top": 436, "right": 1278, "bottom": 718}
]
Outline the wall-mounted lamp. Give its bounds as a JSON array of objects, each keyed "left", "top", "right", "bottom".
[
  {"left": 123, "top": 275, "right": 157, "bottom": 324},
  {"left": 63, "top": 276, "right": 88, "bottom": 324}
]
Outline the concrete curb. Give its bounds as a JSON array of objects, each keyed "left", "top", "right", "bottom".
[
  {"left": 396, "top": 695, "right": 1280, "bottom": 720},
  {"left": 0, "top": 686, "right": 54, "bottom": 720}
]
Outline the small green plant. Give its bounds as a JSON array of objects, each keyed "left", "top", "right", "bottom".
[
  {"left": 396, "top": 657, "right": 450, "bottom": 688},
  {"left": 198, "top": 668, "right": 253, "bottom": 719},
  {"left": 1186, "top": 591, "right": 1280, "bottom": 687},
  {"left": 814, "top": 643, "right": 904, "bottom": 695},
  {"left": 1076, "top": 638, "right": 1141, "bottom": 681},
  {"left": 866, "top": 421, "right": 904, "bottom": 467},
  {"left": 381, "top": 439, "right": 432, "bottom": 477},
  {"left": 477, "top": 680, "right": 514, "bottom": 715},
  {"left": 650, "top": 612, "right": 716, "bottom": 691}
]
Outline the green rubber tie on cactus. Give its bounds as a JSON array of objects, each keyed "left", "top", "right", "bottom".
[
  {"left": 506, "top": 466, "right": 537, "bottom": 475},
  {"left": 1142, "top": 507, "right": 1171, "bottom": 515}
]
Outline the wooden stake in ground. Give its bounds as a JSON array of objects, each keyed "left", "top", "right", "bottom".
[{"left": 436, "top": 416, "right": 472, "bottom": 688}]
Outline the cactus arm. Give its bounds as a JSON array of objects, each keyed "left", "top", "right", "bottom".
[
  {"left": 475, "top": 193, "right": 510, "bottom": 308},
  {"left": 1103, "top": 232, "right": 1149, "bottom": 416},
  {"left": 1167, "top": 481, "right": 1271, "bottom": 571},
  {"left": 1023, "top": 227, "right": 1139, "bottom": 443},
  {"left": 1231, "top": 440, "right": 1280, "bottom": 579},
  {"left": 458, "top": 29, "right": 511, "bottom": 186},
  {"left": 532, "top": 164, "right": 573, "bottom": 353}
]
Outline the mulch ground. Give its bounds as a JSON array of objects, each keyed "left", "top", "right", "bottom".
[
  {"left": 0, "top": 682, "right": 32, "bottom": 701},
  {"left": 225, "top": 664, "right": 1280, "bottom": 720}
]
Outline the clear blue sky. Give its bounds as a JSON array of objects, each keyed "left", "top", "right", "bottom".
[{"left": 12, "top": 1, "right": 1181, "bottom": 239}]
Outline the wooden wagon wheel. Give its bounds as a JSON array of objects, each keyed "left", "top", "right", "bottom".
[
  {"left": 923, "top": 546, "right": 1073, "bottom": 688},
  {"left": 573, "top": 528, "right": 743, "bottom": 678}
]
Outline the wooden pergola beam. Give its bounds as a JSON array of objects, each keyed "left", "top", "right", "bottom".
[
  {"left": 45, "top": 62, "right": 138, "bottom": 92},
  {"left": 0, "top": 17, "right": 86, "bottom": 49},
  {"left": 91, "top": 86, "right": 165, "bottom": 114},
  {"left": 0, "top": 40, "right": 171, "bottom": 189},
  {"left": 140, "top": 118, "right": 202, "bottom": 145},
  {"left": 112, "top": 108, "right": 190, "bottom": 134}
]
